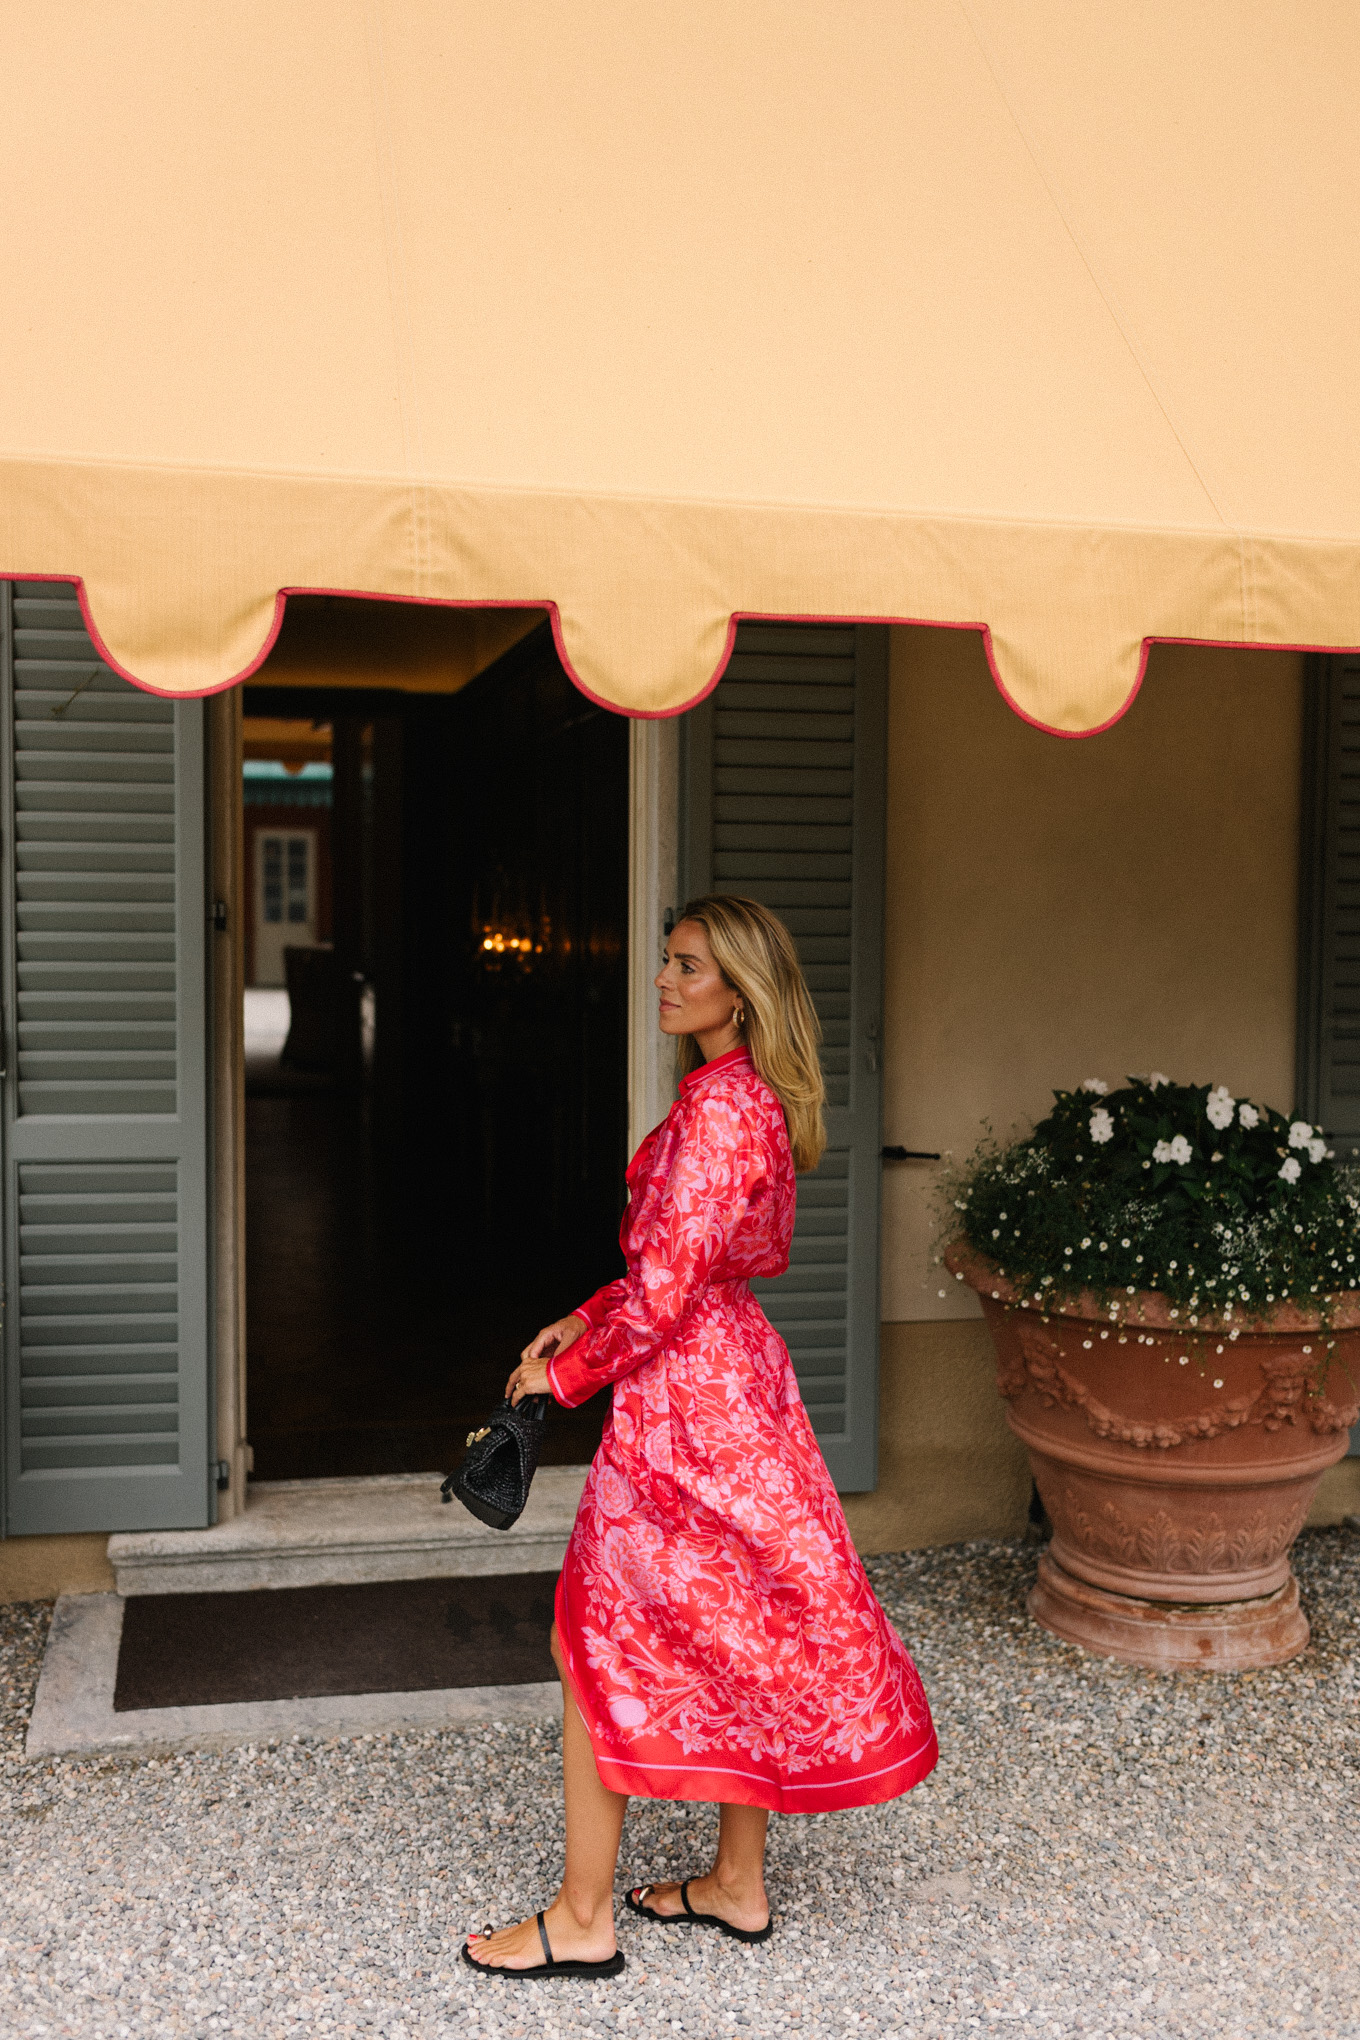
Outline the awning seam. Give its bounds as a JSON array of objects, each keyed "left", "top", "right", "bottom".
[
  {"left": 955, "top": 0, "right": 1228, "bottom": 533},
  {"left": 364, "top": 0, "right": 428, "bottom": 594}
]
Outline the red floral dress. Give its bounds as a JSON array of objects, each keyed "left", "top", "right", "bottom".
[{"left": 547, "top": 1047, "right": 937, "bottom": 1814}]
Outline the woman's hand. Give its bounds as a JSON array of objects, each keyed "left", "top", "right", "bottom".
[{"left": 507, "top": 1315, "right": 587, "bottom": 1404}]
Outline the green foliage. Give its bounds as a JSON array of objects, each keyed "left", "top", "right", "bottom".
[{"left": 945, "top": 1077, "right": 1360, "bottom": 1325}]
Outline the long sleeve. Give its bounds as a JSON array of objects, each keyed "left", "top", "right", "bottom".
[
  {"left": 572, "top": 1278, "right": 629, "bottom": 1331},
  {"left": 547, "top": 1090, "right": 767, "bottom": 1409}
]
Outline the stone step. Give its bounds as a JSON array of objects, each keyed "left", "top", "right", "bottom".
[{"left": 107, "top": 1468, "right": 589, "bottom": 1596}]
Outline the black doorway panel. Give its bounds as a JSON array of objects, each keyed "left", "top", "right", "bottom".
[{"left": 242, "top": 627, "right": 628, "bottom": 1480}]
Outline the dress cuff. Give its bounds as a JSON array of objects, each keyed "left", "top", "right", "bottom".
[
  {"left": 573, "top": 1284, "right": 619, "bottom": 1331},
  {"left": 546, "top": 1335, "right": 595, "bottom": 1409}
]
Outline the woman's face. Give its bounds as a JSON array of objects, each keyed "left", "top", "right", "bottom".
[{"left": 656, "top": 919, "right": 740, "bottom": 1046}]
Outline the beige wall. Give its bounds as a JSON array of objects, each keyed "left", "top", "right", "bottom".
[
  {"left": 844, "top": 1321, "right": 1031, "bottom": 1553},
  {"left": 0, "top": 1533, "right": 114, "bottom": 1603},
  {"left": 864, "top": 626, "right": 1311, "bottom": 1548},
  {"left": 881, "top": 626, "right": 1304, "bottom": 1326},
  {"left": 1309, "top": 1460, "right": 1360, "bottom": 1526}
]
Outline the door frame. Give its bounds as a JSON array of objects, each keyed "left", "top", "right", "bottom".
[
  {"left": 208, "top": 690, "right": 249, "bottom": 1520},
  {"left": 212, "top": 686, "right": 879, "bottom": 1513},
  {"left": 627, "top": 719, "right": 680, "bottom": 1153},
  {"left": 212, "top": 690, "right": 656, "bottom": 1516}
]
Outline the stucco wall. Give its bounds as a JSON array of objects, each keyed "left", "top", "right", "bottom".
[
  {"left": 0, "top": 1533, "right": 114, "bottom": 1603},
  {"left": 881, "top": 625, "right": 1304, "bottom": 1326},
  {"left": 842, "top": 1321, "right": 1030, "bottom": 1554},
  {"left": 863, "top": 625, "right": 1309, "bottom": 1550}
]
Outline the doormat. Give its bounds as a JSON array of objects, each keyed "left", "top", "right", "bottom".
[{"left": 113, "top": 1572, "right": 559, "bottom": 1712}]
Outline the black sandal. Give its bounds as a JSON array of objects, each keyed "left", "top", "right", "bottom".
[
  {"left": 626, "top": 1879, "right": 774, "bottom": 1945},
  {"left": 461, "top": 1910, "right": 626, "bottom": 1979}
]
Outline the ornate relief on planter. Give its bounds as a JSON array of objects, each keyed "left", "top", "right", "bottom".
[
  {"left": 1056, "top": 1488, "right": 1311, "bottom": 1575},
  {"left": 945, "top": 1244, "right": 1360, "bottom": 1671}
]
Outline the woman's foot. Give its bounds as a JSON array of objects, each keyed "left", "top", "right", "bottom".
[
  {"left": 464, "top": 1895, "right": 617, "bottom": 1971},
  {"left": 630, "top": 1869, "right": 770, "bottom": 1936}
]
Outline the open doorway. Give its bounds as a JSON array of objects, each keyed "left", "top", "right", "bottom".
[{"left": 241, "top": 619, "right": 629, "bottom": 1481}]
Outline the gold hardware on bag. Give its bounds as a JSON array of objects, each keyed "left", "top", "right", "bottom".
[{"left": 466, "top": 1426, "right": 491, "bottom": 1446}]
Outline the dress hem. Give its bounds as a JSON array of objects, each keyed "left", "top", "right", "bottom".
[{"left": 554, "top": 1574, "right": 939, "bottom": 1816}]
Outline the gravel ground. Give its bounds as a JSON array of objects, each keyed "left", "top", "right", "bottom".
[{"left": 2, "top": 1530, "right": 1358, "bottom": 2039}]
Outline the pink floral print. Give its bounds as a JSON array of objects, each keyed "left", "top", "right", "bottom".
[{"left": 549, "top": 1047, "right": 938, "bottom": 1813}]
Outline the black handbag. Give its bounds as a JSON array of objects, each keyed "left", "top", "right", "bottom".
[{"left": 441, "top": 1393, "right": 551, "bottom": 1530}]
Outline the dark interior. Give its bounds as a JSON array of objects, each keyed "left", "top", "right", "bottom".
[{"left": 243, "top": 624, "right": 629, "bottom": 1481}]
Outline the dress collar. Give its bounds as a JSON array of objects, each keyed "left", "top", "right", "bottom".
[{"left": 679, "top": 1045, "right": 752, "bottom": 1094}]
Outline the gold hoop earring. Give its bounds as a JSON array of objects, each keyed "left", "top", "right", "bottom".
[{"left": 733, "top": 1003, "right": 745, "bottom": 1030}]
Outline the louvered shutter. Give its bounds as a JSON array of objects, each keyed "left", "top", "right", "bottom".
[
  {"left": 0, "top": 583, "right": 211, "bottom": 1534},
  {"left": 680, "top": 622, "right": 887, "bottom": 1491},
  {"left": 1297, "top": 653, "right": 1360, "bottom": 1453},
  {"left": 1298, "top": 655, "right": 1360, "bottom": 1154}
]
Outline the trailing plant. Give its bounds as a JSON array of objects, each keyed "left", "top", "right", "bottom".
[{"left": 943, "top": 1075, "right": 1360, "bottom": 1337}]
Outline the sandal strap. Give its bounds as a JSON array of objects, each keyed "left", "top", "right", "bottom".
[
  {"left": 536, "top": 1910, "right": 554, "bottom": 1968},
  {"left": 680, "top": 1880, "right": 697, "bottom": 1920}
]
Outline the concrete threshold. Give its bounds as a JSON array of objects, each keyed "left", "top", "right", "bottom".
[
  {"left": 26, "top": 1594, "right": 561, "bottom": 1762},
  {"left": 107, "top": 1467, "right": 590, "bottom": 1596}
]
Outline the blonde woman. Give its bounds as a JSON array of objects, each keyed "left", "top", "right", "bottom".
[{"left": 464, "top": 896, "right": 936, "bottom": 1980}]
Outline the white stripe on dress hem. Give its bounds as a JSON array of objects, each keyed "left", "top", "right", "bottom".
[{"left": 595, "top": 1730, "right": 936, "bottom": 1795}]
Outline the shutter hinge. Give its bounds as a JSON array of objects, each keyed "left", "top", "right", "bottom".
[
  {"left": 209, "top": 899, "right": 228, "bottom": 932},
  {"left": 213, "top": 1459, "right": 231, "bottom": 1491},
  {"left": 865, "top": 1018, "right": 881, "bottom": 1074}
]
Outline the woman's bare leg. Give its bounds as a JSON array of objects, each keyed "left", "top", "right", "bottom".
[
  {"left": 466, "top": 1628, "right": 627, "bottom": 1969},
  {"left": 633, "top": 1802, "right": 771, "bottom": 1933}
]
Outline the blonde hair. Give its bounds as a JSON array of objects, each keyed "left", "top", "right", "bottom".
[{"left": 673, "top": 894, "right": 827, "bottom": 1172}]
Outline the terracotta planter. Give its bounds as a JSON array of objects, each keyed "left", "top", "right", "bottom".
[{"left": 945, "top": 1244, "right": 1360, "bottom": 1671}]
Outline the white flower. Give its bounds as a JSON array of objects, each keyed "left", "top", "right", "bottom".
[
  {"left": 1148, "top": 1072, "right": 1171, "bottom": 1090},
  {"left": 1153, "top": 1135, "right": 1193, "bottom": 1165},
  {"left": 1089, "top": 1108, "right": 1114, "bottom": 1144},
  {"left": 1279, "top": 1156, "right": 1302, "bottom": 1184},
  {"left": 1206, "top": 1086, "right": 1234, "bottom": 1131},
  {"left": 1288, "top": 1121, "right": 1314, "bottom": 1149},
  {"left": 1080, "top": 1077, "right": 1109, "bottom": 1095},
  {"left": 1238, "top": 1103, "right": 1260, "bottom": 1129},
  {"left": 1308, "top": 1138, "right": 1327, "bottom": 1164}
]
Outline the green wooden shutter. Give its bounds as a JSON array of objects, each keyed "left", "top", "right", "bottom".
[
  {"left": 680, "top": 622, "right": 887, "bottom": 1491},
  {"left": 1297, "top": 653, "right": 1360, "bottom": 1454},
  {"left": 0, "top": 582, "right": 211, "bottom": 1535},
  {"left": 1297, "top": 654, "right": 1360, "bottom": 1153}
]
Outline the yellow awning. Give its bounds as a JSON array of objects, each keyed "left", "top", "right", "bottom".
[{"left": 3, "top": 3, "right": 1358, "bottom": 730}]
